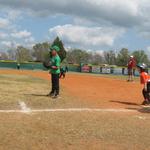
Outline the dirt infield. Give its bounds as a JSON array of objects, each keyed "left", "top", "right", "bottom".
[
  {"left": 60, "top": 73, "right": 142, "bottom": 109},
  {"left": 0, "top": 69, "right": 143, "bottom": 110}
]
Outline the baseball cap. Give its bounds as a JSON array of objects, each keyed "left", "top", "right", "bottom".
[
  {"left": 50, "top": 45, "right": 60, "bottom": 52},
  {"left": 130, "top": 55, "right": 133, "bottom": 58}
]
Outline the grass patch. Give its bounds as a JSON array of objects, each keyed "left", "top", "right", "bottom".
[
  {"left": 0, "top": 74, "right": 90, "bottom": 110},
  {"left": 0, "top": 74, "right": 48, "bottom": 109},
  {"left": 0, "top": 74, "right": 47, "bottom": 83}
]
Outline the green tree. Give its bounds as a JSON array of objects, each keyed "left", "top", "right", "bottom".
[
  {"left": 116, "top": 48, "right": 129, "bottom": 66},
  {"left": 51, "top": 37, "right": 67, "bottom": 62},
  {"left": 89, "top": 52, "right": 104, "bottom": 65},
  {"left": 7, "top": 50, "right": 16, "bottom": 60},
  {"left": 32, "top": 42, "right": 49, "bottom": 62},
  {"left": 16, "top": 46, "right": 32, "bottom": 63},
  {"left": 0, "top": 52, "right": 9, "bottom": 60},
  {"left": 66, "top": 49, "right": 90, "bottom": 64},
  {"left": 132, "top": 50, "right": 149, "bottom": 64},
  {"left": 104, "top": 50, "right": 116, "bottom": 65}
]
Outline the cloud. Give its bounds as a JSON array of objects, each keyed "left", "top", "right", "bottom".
[
  {"left": 49, "top": 24, "right": 125, "bottom": 49},
  {"left": 11, "top": 30, "right": 35, "bottom": 47},
  {"left": 1, "top": 41, "right": 19, "bottom": 48},
  {"left": 25, "top": 37, "right": 35, "bottom": 43},
  {"left": 1, "top": 0, "right": 150, "bottom": 51},
  {"left": 1, "top": 41, "right": 11, "bottom": 47},
  {"left": 0, "top": 32, "right": 8, "bottom": 39},
  {"left": 1, "top": 40, "right": 34, "bottom": 49},
  {"left": 0, "top": 0, "right": 143, "bottom": 27},
  {"left": 0, "top": 10, "right": 21, "bottom": 34},
  {"left": 1, "top": 0, "right": 150, "bottom": 39},
  {"left": 11, "top": 30, "right": 32, "bottom": 39},
  {"left": 0, "top": 17, "right": 9, "bottom": 28},
  {"left": 0, "top": 9, "right": 35, "bottom": 49},
  {"left": 7, "top": 10, "right": 22, "bottom": 21}
]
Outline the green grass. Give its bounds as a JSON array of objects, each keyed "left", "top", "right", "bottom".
[
  {"left": 0, "top": 74, "right": 48, "bottom": 109},
  {"left": 0, "top": 74, "right": 90, "bottom": 110}
]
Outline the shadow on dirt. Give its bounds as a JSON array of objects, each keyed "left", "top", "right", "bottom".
[
  {"left": 110, "top": 100, "right": 139, "bottom": 106},
  {"left": 127, "top": 107, "right": 150, "bottom": 113},
  {"left": 110, "top": 100, "right": 150, "bottom": 113},
  {"left": 24, "top": 93, "right": 48, "bottom": 97}
]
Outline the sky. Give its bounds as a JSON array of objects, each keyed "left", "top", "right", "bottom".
[{"left": 0, "top": 0, "right": 150, "bottom": 56}]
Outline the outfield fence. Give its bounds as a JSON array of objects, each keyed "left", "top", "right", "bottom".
[
  {"left": 0, "top": 61, "right": 149, "bottom": 76},
  {"left": 0, "top": 61, "right": 45, "bottom": 70},
  {"left": 79, "top": 64, "right": 150, "bottom": 76}
]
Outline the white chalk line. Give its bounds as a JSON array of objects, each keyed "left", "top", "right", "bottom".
[
  {"left": 0, "top": 108, "right": 137, "bottom": 113},
  {"left": 0, "top": 101, "right": 142, "bottom": 114}
]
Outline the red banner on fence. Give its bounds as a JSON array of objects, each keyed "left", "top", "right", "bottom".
[{"left": 81, "top": 65, "right": 90, "bottom": 73}]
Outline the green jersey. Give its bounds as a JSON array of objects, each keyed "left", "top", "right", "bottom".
[{"left": 50, "top": 55, "right": 61, "bottom": 74}]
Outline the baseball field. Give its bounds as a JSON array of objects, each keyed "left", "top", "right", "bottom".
[{"left": 0, "top": 69, "right": 150, "bottom": 150}]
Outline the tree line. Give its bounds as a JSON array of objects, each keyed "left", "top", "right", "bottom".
[
  {"left": 66, "top": 48, "right": 150, "bottom": 66},
  {"left": 0, "top": 37, "right": 149, "bottom": 66},
  {"left": 0, "top": 37, "right": 67, "bottom": 64}
]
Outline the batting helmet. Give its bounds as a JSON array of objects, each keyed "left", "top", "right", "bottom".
[{"left": 136, "top": 63, "right": 147, "bottom": 70}]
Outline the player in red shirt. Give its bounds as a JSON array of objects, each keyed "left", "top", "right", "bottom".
[
  {"left": 137, "top": 63, "right": 150, "bottom": 105},
  {"left": 127, "top": 55, "right": 136, "bottom": 82}
]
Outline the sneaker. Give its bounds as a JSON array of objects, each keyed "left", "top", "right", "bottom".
[
  {"left": 47, "top": 92, "right": 54, "bottom": 97},
  {"left": 52, "top": 94, "right": 59, "bottom": 99}
]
